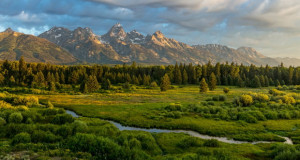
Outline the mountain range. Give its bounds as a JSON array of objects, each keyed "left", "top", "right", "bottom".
[{"left": 0, "top": 23, "right": 299, "bottom": 66}]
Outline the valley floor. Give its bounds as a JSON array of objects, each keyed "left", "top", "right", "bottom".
[{"left": 1, "top": 85, "right": 300, "bottom": 159}]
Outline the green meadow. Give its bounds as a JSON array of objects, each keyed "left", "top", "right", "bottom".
[{"left": 0, "top": 84, "right": 299, "bottom": 159}]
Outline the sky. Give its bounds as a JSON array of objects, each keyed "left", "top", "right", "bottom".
[{"left": 0, "top": 0, "right": 300, "bottom": 59}]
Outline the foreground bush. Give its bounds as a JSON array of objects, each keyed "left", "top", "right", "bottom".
[
  {"left": 65, "top": 133, "right": 123, "bottom": 160},
  {"left": 0, "top": 100, "right": 13, "bottom": 110},
  {"left": 239, "top": 95, "right": 253, "bottom": 106},
  {"left": 203, "top": 139, "right": 220, "bottom": 147},
  {"left": 12, "top": 96, "right": 39, "bottom": 106},
  {"left": 9, "top": 112, "right": 23, "bottom": 123},
  {"left": 11, "top": 132, "right": 31, "bottom": 145}
]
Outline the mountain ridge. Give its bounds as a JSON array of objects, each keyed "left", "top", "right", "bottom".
[
  {"left": 1, "top": 24, "right": 299, "bottom": 66},
  {"left": 0, "top": 28, "right": 77, "bottom": 64}
]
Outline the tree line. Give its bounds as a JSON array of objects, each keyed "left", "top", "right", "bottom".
[{"left": 0, "top": 57, "right": 299, "bottom": 92}]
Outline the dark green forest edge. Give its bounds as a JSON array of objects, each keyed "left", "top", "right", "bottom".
[{"left": 0, "top": 57, "right": 299, "bottom": 159}]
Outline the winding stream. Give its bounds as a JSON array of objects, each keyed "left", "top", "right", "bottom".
[{"left": 65, "top": 110, "right": 293, "bottom": 145}]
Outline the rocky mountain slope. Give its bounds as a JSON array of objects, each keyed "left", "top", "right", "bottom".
[
  {"left": 0, "top": 28, "right": 77, "bottom": 64},
  {"left": 38, "top": 23, "right": 299, "bottom": 66},
  {"left": 194, "top": 44, "right": 280, "bottom": 66},
  {"left": 1, "top": 24, "right": 298, "bottom": 66},
  {"left": 275, "top": 57, "right": 300, "bottom": 66},
  {"left": 39, "top": 27, "right": 119, "bottom": 63}
]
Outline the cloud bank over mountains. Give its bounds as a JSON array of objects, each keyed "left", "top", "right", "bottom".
[{"left": 1, "top": 0, "right": 300, "bottom": 58}]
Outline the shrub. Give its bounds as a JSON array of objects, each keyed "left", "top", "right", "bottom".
[
  {"left": 219, "top": 95, "right": 227, "bottom": 101},
  {"left": 239, "top": 95, "right": 253, "bottom": 106},
  {"left": 0, "top": 100, "right": 13, "bottom": 110},
  {"left": 51, "top": 114, "right": 74, "bottom": 124},
  {"left": 207, "top": 101, "right": 215, "bottom": 106},
  {"left": 8, "top": 112, "right": 23, "bottom": 123},
  {"left": 223, "top": 88, "right": 230, "bottom": 94},
  {"left": 165, "top": 103, "right": 183, "bottom": 111},
  {"left": 0, "top": 117, "right": 6, "bottom": 126},
  {"left": 150, "top": 81, "right": 158, "bottom": 88},
  {"left": 173, "top": 111, "right": 182, "bottom": 119},
  {"left": 129, "top": 138, "right": 142, "bottom": 149},
  {"left": 203, "top": 139, "right": 220, "bottom": 147},
  {"left": 72, "top": 120, "right": 88, "bottom": 133},
  {"left": 65, "top": 133, "right": 123, "bottom": 159},
  {"left": 269, "top": 89, "right": 284, "bottom": 96},
  {"left": 255, "top": 93, "right": 270, "bottom": 102},
  {"left": 265, "top": 111, "right": 278, "bottom": 120},
  {"left": 212, "top": 96, "right": 219, "bottom": 101},
  {"left": 239, "top": 113, "right": 258, "bottom": 123},
  {"left": 177, "top": 137, "right": 200, "bottom": 148},
  {"left": 46, "top": 101, "right": 54, "bottom": 109},
  {"left": 56, "top": 125, "right": 73, "bottom": 138},
  {"left": 250, "top": 111, "right": 267, "bottom": 121},
  {"left": 31, "top": 130, "right": 61, "bottom": 143},
  {"left": 122, "top": 82, "right": 131, "bottom": 90},
  {"left": 12, "top": 96, "right": 39, "bottom": 106},
  {"left": 11, "top": 132, "right": 31, "bottom": 145},
  {"left": 16, "top": 105, "right": 29, "bottom": 111},
  {"left": 283, "top": 96, "right": 296, "bottom": 104}
]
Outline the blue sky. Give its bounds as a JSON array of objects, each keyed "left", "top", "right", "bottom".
[{"left": 1, "top": 0, "right": 300, "bottom": 58}]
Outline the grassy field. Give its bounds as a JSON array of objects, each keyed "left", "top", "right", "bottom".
[
  {"left": 0, "top": 85, "right": 299, "bottom": 159},
  {"left": 34, "top": 85, "right": 300, "bottom": 142}
]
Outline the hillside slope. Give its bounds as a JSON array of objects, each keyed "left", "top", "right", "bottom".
[{"left": 0, "top": 28, "right": 77, "bottom": 64}]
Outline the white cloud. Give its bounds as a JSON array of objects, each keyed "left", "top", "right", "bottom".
[
  {"left": 17, "top": 26, "right": 49, "bottom": 35},
  {"left": 90, "top": 0, "right": 247, "bottom": 11},
  {"left": 15, "top": 11, "right": 39, "bottom": 22}
]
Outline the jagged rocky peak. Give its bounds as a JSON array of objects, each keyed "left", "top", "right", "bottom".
[
  {"left": 4, "top": 28, "right": 14, "bottom": 33},
  {"left": 73, "top": 27, "right": 96, "bottom": 39},
  {"left": 74, "top": 27, "right": 93, "bottom": 34},
  {"left": 39, "top": 27, "right": 72, "bottom": 45},
  {"left": 127, "top": 30, "right": 145, "bottom": 44},
  {"left": 45, "top": 27, "right": 70, "bottom": 34},
  {"left": 107, "top": 23, "right": 126, "bottom": 38},
  {"left": 153, "top": 31, "right": 165, "bottom": 39}
]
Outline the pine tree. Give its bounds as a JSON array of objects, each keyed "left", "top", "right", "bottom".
[
  {"left": 199, "top": 78, "right": 208, "bottom": 93},
  {"left": 132, "top": 76, "right": 139, "bottom": 85},
  {"left": 0, "top": 73, "right": 4, "bottom": 85},
  {"left": 281, "top": 80, "right": 285, "bottom": 86},
  {"left": 160, "top": 74, "right": 171, "bottom": 91},
  {"left": 288, "top": 66, "right": 294, "bottom": 85},
  {"left": 265, "top": 76, "right": 269, "bottom": 87},
  {"left": 18, "top": 56, "right": 27, "bottom": 84},
  {"left": 86, "top": 75, "right": 100, "bottom": 92},
  {"left": 138, "top": 75, "right": 143, "bottom": 85},
  {"left": 252, "top": 76, "right": 261, "bottom": 88},
  {"left": 208, "top": 72, "right": 217, "bottom": 91},
  {"left": 174, "top": 63, "right": 182, "bottom": 84},
  {"left": 35, "top": 71, "right": 45, "bottom": 87},
  {"left": 275, "top": 80, "right": 281, "bottom": 87},
  {"left": 125, "top": 74, "right": 131, "bottom": 83},
  {"left": 9, "top": 76, "right": 15, "bottom": 86},
  {"left": 259, "top": 75, "right": 265, "bottom": 87},
  {"left": 237, "top": 76, "right": 245, "bottom": 87},
  {"left": 60, "top": 72, "right": 65, "bottom": 84},
  {"left": 46, "top": 72, "right": 52, "bottom": 83},
  {"left": 182, "top": 69, "right": 188, "bottom": 85},
  {"left": 48, "top": 82, "right": 56, "bottom": 91},
  {"left": 101, "top": 79, "right": 111, "bottom": 90},
  {"left": 80, "top": 82, "right": 88, "bottom": 93},
  {"left": 55, "top": 72, "right": 60, "bottom": 82},
  {"left": 69, "top": 71, "right": 79, "bottom": 84},
  {"left": 143, "top": 74, "right": 150, "bottom": 86}
]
